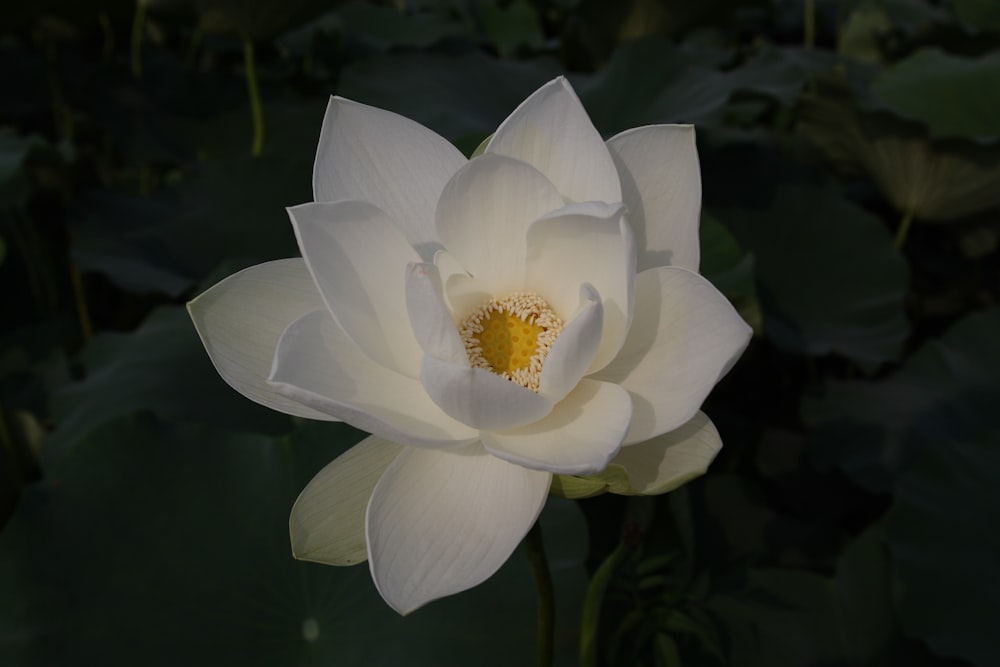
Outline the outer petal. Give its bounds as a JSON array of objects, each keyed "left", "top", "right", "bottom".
[
  {"left": 487, "top": 77, "right": 621, "bottom": 204},
  {"left": 436, "top": 154, "right": 564, "bottom": 296},
  {"left": 611, "top": 412, "right": 722, "bottom": 494},
  {"left": 187, "top": 259, "right": 335, "bottom": 421},
  {"left": 288, "top": 200, "right": 422, "bottom": 377},
  {"left": 593, "top": 266, "right": 751, "bottom": 445},
  {"left": 526, "top": 202, "right": 635, "bottom": 373},
  {"left": 420, "top": 355, "right": 554, "bottom": 431},
  {"left": 269, "top": 309, "right": 478, "bottom": 448},
  {"left": 483, "top": 379, "right": 631, "bottom": 475},
  {"left": 313, "top": 97, "right": 466, "bottom": 255},
  {"left": 405, "top": 262, "right": 468, "bottom": 365},
  {"left": 607, "top": 125, "right": 701, "bottom": 272},
  {"left": 290, "top": 435, "right": 402, "bottom": 566},
  {"left": 366, "top": 444, "right": 551, "bottom": 615},
  {"left": 537, "top": 284, "right": 603, "bottom": 402}
]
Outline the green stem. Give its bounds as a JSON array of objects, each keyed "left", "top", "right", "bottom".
[
  {"left": 0, "top": 406, "right": 14, "bottom": 467},
  {"left": 580, "top": 542, "right": 627, "bottom": 667},
  {"left": 243, "top": 38, "right": 265, "bottom": 157},
  {"left": 69, "top": 263, "right": 93, "bottom": 341},
  {"left": 131, "top": 2, "right": 146, "bottom": 78},
  {"left": 139, "top": 164, "right": 152, "bottom": 196},
  {"left": 185, "top": 27, "right": 203, "bottom": 70},
  {"left": 804, "top": 0, "right": 816, "bottom": 49},
  {"left": 524, "top": 521, "right": 555, "bottom": 667},
  {"left": 894, "top": 209, "right": 915, "bottom": 250},
  {"left": 99, "top": 11, "right": 115, "bottom": 61},
  {"left": 43, "top": 40, "right": 73, "bottom": 142}
]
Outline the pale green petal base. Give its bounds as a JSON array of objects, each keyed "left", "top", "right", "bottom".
[
  {"left": 290, "top": 435, "right": 403, "bottom": 566},
  {"left": 549, "top": 411, "right": 722, "bottom": 498}
]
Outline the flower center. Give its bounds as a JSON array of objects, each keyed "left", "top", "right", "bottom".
[{"left": 459, "top": 292, "right": 563, "bottom": 392}]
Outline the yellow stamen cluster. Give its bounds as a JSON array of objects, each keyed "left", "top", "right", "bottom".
[{"left": 459, "top": 293, "right": 563, "bottom": 392}]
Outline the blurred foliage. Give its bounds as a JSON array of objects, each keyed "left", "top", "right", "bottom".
[{"left": 1, "top": 0, "right": 998, "bottom": 665}]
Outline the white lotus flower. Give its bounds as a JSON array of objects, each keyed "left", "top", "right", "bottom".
[{"left": 188, "top": 77, "right": 751, "bottom": 614}]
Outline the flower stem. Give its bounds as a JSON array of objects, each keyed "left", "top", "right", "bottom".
[
  {"left": 579, "top": 541, "right": 626, "bottom": 667},
  {"left": 894, "top": 209, "right": 915, "bottom": 250},
  {"left": 131, "top": 1, "right": 146, "bottom": 78},
  {"left": 524, "top": 521, "right": 554, "bottom": 667},
  {"left": 243, "top": 38, "right": 265, "bottom": 157},
  {"left": 69, "top": 263, "right": 93, "bottom": 341},
  {"left": 185, "top": 28, "right": 203, "bottom": 70},
  {"left": 98, "top": 11, "right": 115, "bottom": 61},
  {"left": 804, "top": 0, "right": 816, "bottom": 49},
  {"left": 0, "top": 406, "right": 14, "bottom": 468}
]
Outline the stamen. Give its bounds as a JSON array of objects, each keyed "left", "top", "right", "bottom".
[{"left": 458, "top": 292, "right": 563, "bottom": 392}]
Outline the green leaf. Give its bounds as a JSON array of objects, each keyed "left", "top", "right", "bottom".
[
  {"left": 576, "top": 38, "right": 839, "bottom": 134},
  {"left": 838, "top": 0, "right": 968, "bottom": 70},
  {"left": 876, "top": 0, "right": 949, "bottom": 31},
  {"left": 0, "top": 129, "right": 51, "bottom": 209},
  {"left": 886, "top": 432, "right": 1000, "bottom": 667},
  {"left": 333, "top": 0, "right": 474, "bottom": 50},
  {"left": 473, "top": 0, "right": 545, "bottom": 52},
  {"left": 699, "top": 215, "right": 761, "bottom": 333},
  {"left": 950, "top": 0, "right": 1000, "bottom": 32},
  {"left": 0, "top": 415, "right": 587, "bottom": 665},
  {"left": 871, "top": 48, "right": 1000, "bottom": 140},
  {"left": 706, "top": 526, "right": 899, "bottom": 666},
  {"left": 338, "top": 50, "right": 560, "bottom": 155},
  {"left": 799, "top": 85, "right": 1000, "bottom": 222},
  {"left": 195, "top": 0, "right": 337, "bottom": 40},
  {"left": 72, "top": 155, "right": 308, "bottom": 297},
  {"left": 837, "top": 2, "right": 893, "bottom": 65},
  {"left": 714, "top": 184, "right": 910, "bottom": 364},
  {"left": 48, "top": 306, "right": 293, "bottom": 459},
  {"left": 803, "top": 307, "right": 1000, "bottom": 492}
]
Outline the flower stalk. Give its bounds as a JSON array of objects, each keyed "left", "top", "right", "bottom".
[
  {"left": 894, "top": 209, "right": 915, "bottom": 249},
  {"left": 804, "top": 0, "right": 816, "bottom": 49},
  {"left": 579, "top": 539, "right": 628, "bottom": 667},
  {"left": 524, "top": 521, "right": 555, "bottom": 667},
  {"left": 243, "top": 38, "right": 265, "bottom": 157},
  {"left": 69, "top": 263, "right": 93, "bottom": 341},
  {"left": 130, "top": 2, "right": 146, "bottom": 78}
]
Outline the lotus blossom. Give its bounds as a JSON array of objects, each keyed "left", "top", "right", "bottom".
[{"left": 188, "top": 77, "right": 751, "bottom": 614}]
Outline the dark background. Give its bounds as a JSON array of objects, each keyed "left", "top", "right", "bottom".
[{"left": 1, "top": 0, "right": 998, "bottom": 665}]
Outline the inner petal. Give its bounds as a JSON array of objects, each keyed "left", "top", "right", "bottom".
[{"left": 459, "top": 293, "right": 563, "bottom": 393}]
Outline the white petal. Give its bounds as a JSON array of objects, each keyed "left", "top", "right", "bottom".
[
  {"left": 313, "top": 97, "right": 466, "bottom": 256},
  {"left": 269, "top": 310, "right": 478, "bottom": 448},
  {"left": 289, "top": 435, "right": 402, "bottom": 566},
  {"left": 483, "top": 379, "right": 631, "bottom": 475},
  {"left": 526, "top": 202, "right": 635, "bottom": 372},
  {"left": 607, "top": 125, "right": 701, "bottom": 272},
  {"left": 487, "top": 77, "right": 621, "bottom": 204},
  {"left": 443, "top": 271, "right": 493, "bottom": 321},
  {"left": 187, "top": 259, "right": 336, "bottom": 421},
  {"left": 366, "top": 444, "right": 551, "bottom": 614},
  {"left": 288, "top": 200, "right": 422, "bottom": 377},
  {"left": 538, "top": 284, "right": 603, "bottom": 402},
  {"left": 432, "top": 248, "right": 469, "bottom": 285},
  {"left": 405, "top": 262, "right": 468, "bottom": 365},
  {"left": 436, "top": 154, "right": 565, "bottom": 296},
  {"left": 420, "top": 355, "right": 554, "bottom": 431},
  {"left": 593, "top": 266, "right": 751, "bottom": 444},
  {"left": 612, "top": 412, "right": 722, "bottom": 494}
]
